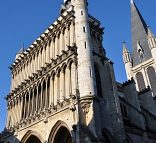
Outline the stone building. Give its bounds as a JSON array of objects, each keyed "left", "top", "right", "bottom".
[{"left": 1, "top": 0, "right": 156, "bottom": 143}]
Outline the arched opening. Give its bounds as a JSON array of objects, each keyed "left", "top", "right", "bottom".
[
  {"left": 53, "top": 126, "right": 72, "bottom": 143},
  {"left": 102, "top": 129, "right": 113, "bottom": 143},
  {"left": 94, "top": 64, "right": 102, "bottom": 97},
  {"left": 147, "top": 66, "right": 156, "bottom": 96},
  {"left": 25, "top": 135, "right": 41, "bottom": 143},
  {"left": 135, "top": 72, "right": 145, "bottom": 91},
  {"left": 48, "top": 121, "right": 72, "bottom": 143}
]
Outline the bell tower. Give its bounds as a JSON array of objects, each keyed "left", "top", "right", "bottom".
[{"left": 123, "top": 0, "right": 156, "bottom": 96}]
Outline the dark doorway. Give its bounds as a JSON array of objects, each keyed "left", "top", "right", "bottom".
[
  {"left": 25, "top": 135, "right": 42, "bottom": 143},
  {"left": 53, "top": 126, "right": 72, "bottom": 143}
]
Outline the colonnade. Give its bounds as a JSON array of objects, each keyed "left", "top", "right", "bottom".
[
  {"left": 11, "top": 22, "right": 75, "bottom": 91},
  {"left": 7, "top": 61, "right": 76, "bottom": 127}
]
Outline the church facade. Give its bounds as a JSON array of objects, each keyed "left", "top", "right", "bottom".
[{"left": 1, "top": 0, "right": 156, "bottom": 143}]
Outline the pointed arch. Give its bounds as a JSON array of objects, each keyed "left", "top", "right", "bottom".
[
  {"left": 147, "top": 66, "right": 156, "bottom": 96},
  {"left": 102, "top": 128, "right": 113, "bottom": 143},
  {"left": 135, "top": 72, "right": 145, "bottom": 91},
  {"left": 48, "top": 121, "right": 72, "bottom": 143},
  {"left": 21, "top": 130, "right": 43, "bottom": 143},
  {"left": 94, "top": 63, "right": 103, "bottom": 97}
]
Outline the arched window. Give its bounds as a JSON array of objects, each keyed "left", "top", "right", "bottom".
[
  {"left": 94, "top": 64, "right": 102, "bottom": 97},
  {"left": 147, "top": 66, "right": 156, "bottom": 96},
  {"left": 136, "top": 72, "right": 145, "bottom": 91},
  {"left": 47, "top": 77, "right": 50, "bottom": 108}
]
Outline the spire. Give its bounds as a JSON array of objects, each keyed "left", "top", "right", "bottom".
[
  {"left": 130, "top": 0, "right": 134, "bottom": 4},
  {"left": 123, "top": 42, "right": 129, "bottom": 54},
  {"left": 131, "top": 1, "right": 152, "bottom": 66},
  {"left": 122, "top": 42, "right": 132, "bottom": 64},
  {"left": 147, "top": 26, "right": 155, "bottom": 39}
]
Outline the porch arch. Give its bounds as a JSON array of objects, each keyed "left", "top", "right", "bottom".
[
  {"left": 21, "top": 130, "right": 43, "bottom": 143},
  {"left": 48, "top": 121, "right": 72, "bottom": 143}
]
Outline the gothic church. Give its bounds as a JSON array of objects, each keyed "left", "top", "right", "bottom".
[{"left": 1, "top": 0, "right": 156, "bottom": 143}]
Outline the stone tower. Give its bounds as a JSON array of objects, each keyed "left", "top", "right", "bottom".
[{"left": 123, "top": 0, "right": 156, "bottom": 96}]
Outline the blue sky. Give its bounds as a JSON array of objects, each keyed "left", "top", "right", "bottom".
[{"left": 0, "top": 0, "right": 156, "bottom": 132}]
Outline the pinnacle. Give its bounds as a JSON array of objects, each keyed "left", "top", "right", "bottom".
[
  {"left": 147, "top": 27, "right": 155, "bottom": 39},
  {"left": 130, "top": 0, "right": 134, "bottom": 4},
  {"left": 122, "top": 42, "right": 129, "bottom": 54}
]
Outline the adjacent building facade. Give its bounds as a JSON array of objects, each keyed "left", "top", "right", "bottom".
[{"left": 1, "top": 0, "right": 156, "bottom": 143}]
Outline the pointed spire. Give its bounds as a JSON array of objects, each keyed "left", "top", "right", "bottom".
[
  {"left": 131, "top": 1, "right": 152, "bottom": 66},
  {"left": 130, "top": 0, "right": 134, "bottom": 4},
  {"left": 122, "top": 42, "right": 129, "bottom": 54},
  {"left": 122, "top": 42, "right": 132, "bottom": 64},
  {"left": 147, "top": 26, "right": 155, "bottom": 39}
]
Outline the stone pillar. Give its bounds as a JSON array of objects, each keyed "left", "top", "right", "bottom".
[
  {"left": 17, "top": 97, "right": 20, "bottom": 123},
  {"left": 12, "top": 102, "right": 17, "bottom": 126},
  {"left": 70, "top": 22, "right": 75, "bottom": 46},
  {"left": 64, "top": 27, "right": 69, "bottom": 51},
  {"left": 24, "top": 94, "right": 27, "bottom": 119},
  {"left": 56, "top": 72, "right": 60, "bottom": 102},
  {"left": 50, "top": 77, "right": 54, "bottom": 106},
  {"left": 40, "top": 83, "right": 43, "bottom": 111},
  {"left": 27, "top": 91, "right": 31, "bottom": 118},
  {"left": 60, "top": 32, "right": 63, "bottom": 54},
  {"left": 62, "top": 29, "right": 65, "bottom": 51},
  {"left": 45, "top": 81, "right": 48, "bottom": 109},
  {"left": 71, "top": 62, "right": 76, "bottom": 95},
  {"left": 35, "top": 87, "right": 39, "bottom": 114},
  {"left": 54, "top": 75, "right": 57, "bottom": 105},
  {"left": 60, "top": 69, "right": 64, "bottom": 102},
  {"left": 55, "top": 37, "right": 58, "bottom": 57},
  {"left": 52, "top": 38, "right": 55, "bottom": 59},
  {"left": 48, "top": 42, "right": 50, "bottom": 63},
  {"left": 66, "top": 65, "right": 71, "bottom": 98},
  {"left": 57, "top": 34, "right": 60, "bottom": 56},
  {"left": 20, "top": 96, "right": 24, "bottom": 121},
  {"left": 31, "top": 89, "right": 35, "bottom": 116}
]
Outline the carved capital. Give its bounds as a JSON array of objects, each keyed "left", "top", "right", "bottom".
[{"left": 80, "top": 98, "right": 93, "bottom": 114}]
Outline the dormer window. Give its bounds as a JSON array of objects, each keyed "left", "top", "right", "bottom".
[{"left": 137, "top": 41, "right": 144, "bottom": 62}]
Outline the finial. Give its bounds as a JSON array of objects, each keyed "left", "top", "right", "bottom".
[
  {"left": 64, "top": 0, "right": 67, "bottom": 3},
  {"left": 122, "top": 42, "right": 129, "bottom": 54}
]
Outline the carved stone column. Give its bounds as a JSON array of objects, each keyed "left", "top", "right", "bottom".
[
  {"left": 35, "top": 87, "right": 39, "bottom": 114},
  {"left": 50, "top": 76, "right": 54, "bottom": 107},
  {"left": 52, "top": 38, "right": 55, "bottom": 59},
  {"left": 27, "top": 91, "right": 31, "bottom": 118},
  {"left": 70, "top": 22, "right": 75, "bottom": 46},
  {"left": 71, "top": 62, "right": 77, "bottom": 95},
  {"left": 64, "top": 26, "right": 69, "bottom": 51},
  {"left": 66, "top": 65, "right": 71, "bottom": 98},
  {"left": 56, "top": 71, "right": 60, "bottom": 103},
  {"left": 31, "top": 89, "right": 35, "bottom": 116},
  {"left": 55, "top": 37, "right": 58, "bottom": 58},
  {"left": 60, "top": 69, "right": 64, "bottom": 102},
  {"left": 54, "top": 74, "right": 57, "bottom": 105},
  {"left": 60, "top": 32, "right": 63, "bottom": 54},
  {"left": 40, "top": 83, "right": 43, "bottom": 111},
  {"left": 20, "top": 95, "right": 24, "bottom": 121},
  {"left": 45, "top": 81, "right": 48, "bottom": 109},
  {"left": 57, "top": 34, "right": 60, "bottom": 56}
]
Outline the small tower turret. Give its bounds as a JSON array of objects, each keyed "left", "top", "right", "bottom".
[
  {"left": 122, "top": 42, "right": 133, "bottom": 79},
  {"left": 147, "top": 27, "right": 156, "bottom": 63},
  {"left": 72, "top": 0, "right": 96, "bottom": 98}
]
